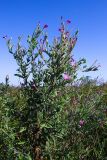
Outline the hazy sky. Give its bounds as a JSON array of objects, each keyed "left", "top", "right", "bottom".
[{"left": 0, "top": 0, "right": 107, "bottom": 85}]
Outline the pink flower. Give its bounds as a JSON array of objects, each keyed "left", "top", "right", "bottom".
[
  {"left": 66, "top": 19, "right": 71, "bottom": 24},
  {"left": 79, "top": 120, "right": 85, "bottom": 127},
  {"left": 43, "top": 24, "right": 48, "bottom": 29},
  {"left": 69, "top": 38, "right": 77, "bottom": 50},
  {"left": 71, "top": 61, "right": 77, "bottom": 68},
  {"left": 63, "top": 73, "right": 71, "bottom": 80},
  {"left": 70, "top": 58, "right": 77, "bottom": 68},
  {"left": 71, "top": 37, "right": 77, "bottom": 45}
]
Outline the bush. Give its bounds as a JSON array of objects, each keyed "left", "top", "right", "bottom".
[{"left": 0, "top": 19, "right": 107, "bottom": 160}]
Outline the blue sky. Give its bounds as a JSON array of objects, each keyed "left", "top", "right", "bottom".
[{"left": 0, "top": 0, "right": 107, "bottom": 85}]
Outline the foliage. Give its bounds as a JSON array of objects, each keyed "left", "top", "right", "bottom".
[{"left": 0, "top": 19, "right": 107, "bottom": 160}]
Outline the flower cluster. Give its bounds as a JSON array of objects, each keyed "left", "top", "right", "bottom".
[
  {"left": 79, "top": 120, "right": 85, "bottom": 127},
  {"left": 63, "top": 73, "right": 71, "bottom": 80}
]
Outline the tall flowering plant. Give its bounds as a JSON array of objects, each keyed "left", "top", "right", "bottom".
[{"left": 5, "top": 19, "right": 99, "bottom": 159}]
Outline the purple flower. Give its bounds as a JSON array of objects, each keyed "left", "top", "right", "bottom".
[
  {"left": 65, "top": 31, "right": 70, "bottom": 36},
  {"left": 63, "top": 73, "right": 71, "bottom": 80},
  {"left": 43, "top": 24, "right": 48, "bottom": 29},
  {"left": 66, "top": 19, "right": 71, "bottom": 24},
  {"left": 79, "top": 120, "right": 85, "bottom": 127},
  {"left": 71, "top": 37, "right": 77, "bottom": 45},
  {"left": 71, "top": 61, "right": 77, "bottom": 68}
]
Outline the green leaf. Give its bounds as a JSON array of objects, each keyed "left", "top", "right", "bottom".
[
  {"left": 19, "top": 127, "right": 26, "bottom": 133},
  {"left": 14, "top": 74, "right": 24, "bottom": 78},
  {"left": 17, "top": 141, "right": 25, "bottom": 145},
  {"left": 40, "top": 123, "right": 52, "bottom": 129}
]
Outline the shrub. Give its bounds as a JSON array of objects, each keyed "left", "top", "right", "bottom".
[{"left": 1, "top": 19, "right": 107, "bottom": 160}]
